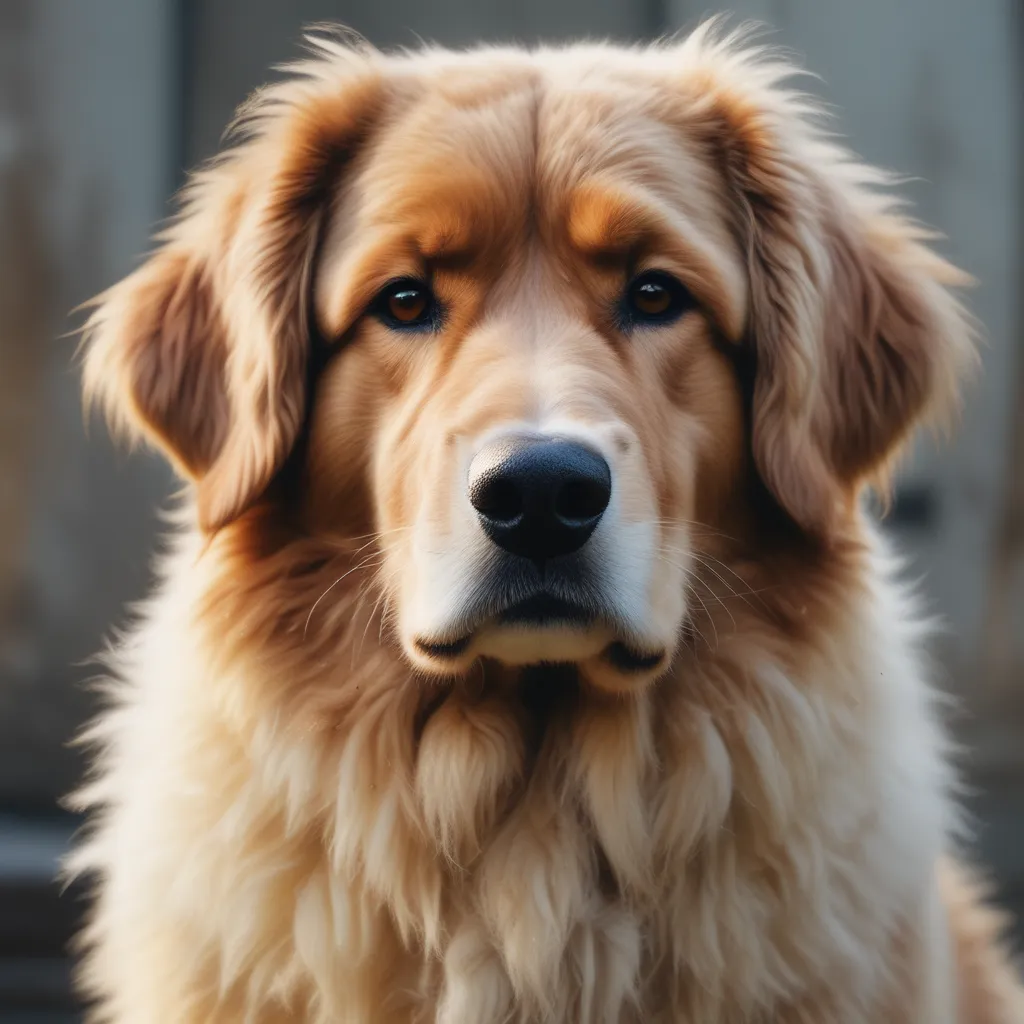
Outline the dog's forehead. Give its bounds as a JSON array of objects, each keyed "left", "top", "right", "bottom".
[{"left": 352, "top": 57, "right": 704, "bottom": 229}]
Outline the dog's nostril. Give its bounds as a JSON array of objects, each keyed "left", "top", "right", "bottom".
[
  {"left": 467, "top": 435, "right": 612, "bottom": 560},
  {"left": 555, "top": 477, "right": 609, "bottom": 523},
  {"left": 472, "top": 474, "right": 523, "bottom": 524}
]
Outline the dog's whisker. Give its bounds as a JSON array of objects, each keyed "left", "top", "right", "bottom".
[
  {"left": 355, "top": 581, "right": 393, "bottom": 668},
  {"left": 689, "top": 585, "right": 718, "bottom": 650},
  {"left": 303, "top": 556, "right": 386, "bottom": 639},
  {"left": 686, "top": 558, "right": 749, "bottom": 621},
  {"left": 345, "top": 528, "right": 410, "bottom": 558},
  {"left": 682, "top": 583, "right": 716, "bottom": 653},
  {"left": 650, "top": 517, "right": 743, "bottom": 545},
  {"left": 658, "top": 551, "right": 744, "bottom": 633},
  {"left": 660, "top": 543, "right": 766, "bottom": 608},
  {"left": 348, "top": 579, "right": 385, "bottom": 671}
]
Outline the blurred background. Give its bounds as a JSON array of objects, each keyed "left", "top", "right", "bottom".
[{"left": 0, "top": 0, "right": 1020, "bottom": 1019}]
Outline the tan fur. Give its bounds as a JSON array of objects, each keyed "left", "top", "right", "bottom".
[{"left": 72, "top": 22, "right": 1023, "bottom": 1023}]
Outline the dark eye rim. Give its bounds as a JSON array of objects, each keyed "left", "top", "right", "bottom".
[
  {"left": 619, "top": 270, "right": 696, "bottom": 330},
  {"left": 371, "top": 277, "right": 441, "bottom": 332}
]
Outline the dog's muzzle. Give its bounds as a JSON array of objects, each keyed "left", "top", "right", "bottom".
[{"left": 467, "top": 434, "right": 611, "bottom": 562}]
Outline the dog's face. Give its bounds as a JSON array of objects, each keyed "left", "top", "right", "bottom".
[
  {"left": 305, "top": 61, "right": 749, "bottom": 689},
  {"left": 83, "top": 32, "right": 972, "bottom": 694}
]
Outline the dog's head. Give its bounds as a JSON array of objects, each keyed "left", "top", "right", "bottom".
[{"left": 82, "top": 26, "right": 973, "bottom": 693}]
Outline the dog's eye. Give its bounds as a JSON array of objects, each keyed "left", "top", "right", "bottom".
[
  {"left": 623, "top": 271, "right": 694, "bottom": 326},
  {"left": 374, "top": 279, "right": 436, "bottom": 330}
]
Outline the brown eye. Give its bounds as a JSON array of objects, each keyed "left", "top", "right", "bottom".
[
  {"left": 375, "top": 279, "right": 436, "bottom": 329},
  {"left": 631, "top": 280, "right": 671, "bottom": 315},
  {"left": 389, "top": 287, "right": 427, "bottom": 322},
  {"left": 623, "top": 271, "right": 694, "bottom": 327}
]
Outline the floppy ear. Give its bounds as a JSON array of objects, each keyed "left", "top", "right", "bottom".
[
  {"left": 82, "top": 53, "right": 382, "bottom": 532},
  {"left": 683, "top": 33, "right": 975, "bottom": 538}
]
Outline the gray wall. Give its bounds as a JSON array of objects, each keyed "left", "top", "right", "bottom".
[{"left": 0, "top": 0, "right": 175, "bottom": 803}]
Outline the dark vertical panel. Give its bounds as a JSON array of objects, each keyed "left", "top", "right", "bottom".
[
  {"left": 977, "top": 0, "right": 1024, "bottom": 696},
  {"left": 185, "top": 0, "right": 652, "bottom": 167}
]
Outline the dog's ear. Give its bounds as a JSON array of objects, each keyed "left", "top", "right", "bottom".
[
  {"left": 82, "top": 59, "right": 383, "bottom": 532},
  {"left": 680, "top": 32, "right": 976, "bottom": 539}
]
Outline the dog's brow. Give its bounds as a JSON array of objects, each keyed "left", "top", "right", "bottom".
[
  {"left": 567, "top": 184, "right": 658, "bottom": 257},
  {"left": 415, "top": 210, "right": 477, "bottom": 261}
]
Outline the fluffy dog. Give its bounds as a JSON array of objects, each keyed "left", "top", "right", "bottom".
[{"left": 71, "top": 22, "right": 1024, "bottom": 1023}]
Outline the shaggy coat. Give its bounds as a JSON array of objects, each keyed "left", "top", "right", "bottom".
[{"left": 72, "top": 23, "right": 1024, "bottom": 1023}]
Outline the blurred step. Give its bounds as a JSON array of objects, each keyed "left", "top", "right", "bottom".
[
  {"left": 0, "top": 959, "right": 77, "bottom": 1015},
  {"left": 0, "top": 813, "right": 83, "bottom": 959},
  {"left": 0, "top": 813, "right": 84, "bottom": 1018},
  {"left": 0, "top": 813, "right": 72, "bottom": 883}
]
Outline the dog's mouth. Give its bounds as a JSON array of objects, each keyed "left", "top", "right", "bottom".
[
  {"left": 414, "top": 591, "right": 594, "bottom": 656},
  {"left": 413, "top": 574, "right": 665, "bottom": 676},
  {"left": 497, "top": 592, "right": 594, "bottom": 627}
]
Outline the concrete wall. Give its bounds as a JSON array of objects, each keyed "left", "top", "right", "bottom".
[{"left": 0, "top": 0, "right": 175, "bottom": 803}]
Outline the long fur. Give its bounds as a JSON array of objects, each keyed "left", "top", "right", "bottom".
[{"left": 70, "top": 22, "right": 1024, "bottom": 1023}]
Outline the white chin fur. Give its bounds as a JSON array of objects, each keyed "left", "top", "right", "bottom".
[{"left": 473, "top": 623, "right": 612, "bottom": 665}]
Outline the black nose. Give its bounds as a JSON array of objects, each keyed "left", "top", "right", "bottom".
[{"left": 467, "top": 436, "right": 612, "bottom": 560}]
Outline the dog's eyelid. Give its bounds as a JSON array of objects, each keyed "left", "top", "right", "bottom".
[
  {"left": 630, "top": 260, "right": 701, "bottom": 296},
  {"left": 369, "top": 276, "right": 443, "bottom": 332},
  {"left": 616, "top": 268, "right": 702, "bottom": 332}
]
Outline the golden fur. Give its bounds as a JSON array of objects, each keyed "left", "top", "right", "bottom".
[{"left": 72, "top": 22, "right": 1024, "bottom": 1023}]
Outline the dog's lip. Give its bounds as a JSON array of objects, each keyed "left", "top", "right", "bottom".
[
  {"left": 497, "top": 592, "right": 595, "bottom": 626},
  {"left": 412, "top": 591, "right": 667, "bottom": 671},
  {"left": 413, "top": 589, "right": 598, "bottom": 661},
  {"left": 414, "top": 634, "right": 473, "bottom": 659},
  {"left": 602, "top": 640, "right": 666, "bottom": 673}
]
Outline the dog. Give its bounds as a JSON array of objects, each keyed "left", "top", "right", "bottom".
[{"left": 70, "top": 22, "right": 1024, "bottom": 1023}]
